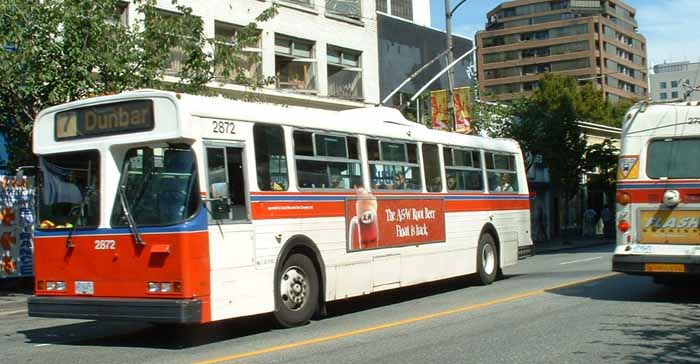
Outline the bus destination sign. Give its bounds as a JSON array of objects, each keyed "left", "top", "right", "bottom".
[{"left": 55, "top": 100, "right": 154, "bottom": 141}]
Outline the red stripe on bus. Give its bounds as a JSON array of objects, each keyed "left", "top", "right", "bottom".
[
  {"left": 251, "top": 200, "right": 530, "bottom": 219},
  {"left": 623, "top": 189, "right": 700, "bottom": 204}
]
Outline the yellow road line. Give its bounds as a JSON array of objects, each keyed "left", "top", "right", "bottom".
[{"left": 194, "top": 272, "right": 619, "bottom": 364}]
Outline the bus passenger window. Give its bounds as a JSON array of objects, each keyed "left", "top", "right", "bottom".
[
  {"left": 422, "top": 143, "right": 442, "bottom": 192},
  {"left": 294, "top": 131, "right": 362, "bottom": 189},
  {"left": 486, "top": 153, "right": 518, "bottom": 193},
  {"left": 254, "top": 124, "right": 288, "bottom": 191},
  {"left": 444, "top": 147, "right": 484, "bottom": 192},
  {"left": 368, "top": 139, "right": 421, "bottom": 190}
]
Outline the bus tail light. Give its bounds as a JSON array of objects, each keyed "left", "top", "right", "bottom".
[
  {"left": 616, "top": 191, "right": 631, "bottom": 206},
  {"left": 618, "top": 220, "right": 630, "bottom": 232}
]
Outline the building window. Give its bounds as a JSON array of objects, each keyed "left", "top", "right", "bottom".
[
  {"left": 660, "top": 82, "right": 667, "bottom": 89},
  {"left": 672, "top": 91, "right": 679, "bottom": 99},
  {"left": 109, "top": 2, "right": 129, "bottom": 27},
  {"left": 390, "top": 0, "right": 413, "bottom": 21},
  {"left": 671, "top": 80, "right": 679, "bottom": 88},
  {"left": 327, "top": 0, "right": 361, "bottom": 19},
  {"left": 327, "top": 46, "right": 363, "bottom": 100},
  {"left": 147, "top": 9, "right": 189, "bottom": 76},
  {"left": 660, "top": 92, "right": 668, "bottom": 100},
  {"left": 376, "top": 0, "right": 387, "bottom": 12},
  {"left": 284, "top": 0, "right": 313, "bottom": 8},
  {"left": 376, "top": 0, "right": 412, "bottom": 20},
  {"left": 214, "top": 21, "right": 262, "bottom": 83},
  {"left": 275, "top": 36, "right": 317, "bottom": 92}
]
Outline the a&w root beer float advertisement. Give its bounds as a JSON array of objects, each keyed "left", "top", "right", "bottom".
[{"left": 347, "top": 188, "right": 446, "bottom": 251}]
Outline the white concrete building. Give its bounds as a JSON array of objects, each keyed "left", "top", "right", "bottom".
[
  {"left": 122, "top": 0, "right": 381, "bottom": 110},
  {"left": 650, "top": 61, "right": 700, "bottom": 102}
]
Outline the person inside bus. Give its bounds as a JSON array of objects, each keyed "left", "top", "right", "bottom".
[
  {"left": 429, "top": 176, "right": 442, "bottom": 192},
  {"left": 394, "top": 171, "right": 407, "bottom": 190},
  {"left": 495, "top": 173, "right": 515, "bottom": 192},
  {"left": 447, "top": 176, "right": 457, "bottom": 191},
  {"left": 330, "top": 177, "right": 344, "bottom": 189}
]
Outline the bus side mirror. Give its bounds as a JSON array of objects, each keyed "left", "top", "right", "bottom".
[{"left": 211, "top": 182, "right": 230, "bottom": 200}]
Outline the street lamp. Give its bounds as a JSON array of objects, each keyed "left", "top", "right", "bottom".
[{"left": 445, "top": 0, "right": 469, "bottom": 131}]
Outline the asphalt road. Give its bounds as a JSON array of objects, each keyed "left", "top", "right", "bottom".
[{"left": 3, "top": 243, "right": 700, "bottom": 364}]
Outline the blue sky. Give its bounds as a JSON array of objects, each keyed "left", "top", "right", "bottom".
[{"left": 429, "top": 0, "right": 700, "bottom": 69}]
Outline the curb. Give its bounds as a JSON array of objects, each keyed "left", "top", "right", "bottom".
[{"left": 534, "top": 240, "right": 614, "bottom": 254}]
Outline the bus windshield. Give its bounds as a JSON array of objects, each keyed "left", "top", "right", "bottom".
[
  {"left": 38, "top": 151, "right": 100, "bottom": 229},
  {"left": 111, "top": 146, "right": 199, "bottom": 227}
]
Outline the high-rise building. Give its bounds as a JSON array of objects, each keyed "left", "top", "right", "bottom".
[
  {"left": 650, "top": 61, "right": 700, "bottom": 102},
  {"left": 475, "top": 0, "right": 647, "bottom": 103}
]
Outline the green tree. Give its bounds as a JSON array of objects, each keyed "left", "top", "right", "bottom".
[
  {"left": 510, "top": 75, "right": 588, "bottom": 200},
  {"left": 582, "top": 138, "right": 619, "bottom": 200},
  {"left": 0, "top": 0, "right": 277, "bottom": 168}
]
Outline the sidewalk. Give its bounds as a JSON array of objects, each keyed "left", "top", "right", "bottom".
[
  {"left": 0, "top": 277, "right": 32, "bottom": 315},
  {"left": 534, "top": 235, "right": 614, "bottom": 254}
]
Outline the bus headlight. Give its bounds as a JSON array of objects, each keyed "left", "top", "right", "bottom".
[
  {"left": 148, "top": 282, "right": 160, "bottom": 293},
  {"left": 160, "top": 282, "right": 172, "bottom": 293}
]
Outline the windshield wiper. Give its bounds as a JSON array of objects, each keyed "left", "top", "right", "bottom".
[{"left": 118, "top": 162, "right": 145, "bottom": 246}]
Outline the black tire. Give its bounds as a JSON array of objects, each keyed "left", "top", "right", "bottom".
[
  {"left": 273, "top": 253, "right": 319, "bottom": 328},
  {"left": 476, "top": 233, "right": 498, "bottom": 285}
]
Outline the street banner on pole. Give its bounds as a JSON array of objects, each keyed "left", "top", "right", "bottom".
[
  {"left": 453, "top": 86, "right": 472, "bottom": 134},
  {"left": 430, "top": 89, "right": 449, "bottom": 131}
]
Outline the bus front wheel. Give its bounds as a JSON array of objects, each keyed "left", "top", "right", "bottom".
[
  {"left": 273, "top": 253, "right": 319, "bottom": 328},
  {"left": 477, "top": 233, "right": 498, "bottom": 285}
]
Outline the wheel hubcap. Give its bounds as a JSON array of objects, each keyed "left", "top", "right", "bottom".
[
  {"left": 482, "top": 243, "right": 495, "bottom": 274},
  {"left": 280, "top": 266, "right": 309, "bottom": 311}
]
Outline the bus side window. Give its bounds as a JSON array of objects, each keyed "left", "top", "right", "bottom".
[
  {"left": 422, "top": 143, "right": 442, "bottom": 192},
  {"left": 293, "top": 131, "right": 362, "bottom": 190},
  {"left": 254, "top": 124, "right": 288, "bottom": 191},
  {"left": 368, "top": 139, "right": 421, "bottom": 190},
  {"left": 486, "top": 153, "right": 518, "bottom": 192},
  {"left": 444, "top": 147, "right": 484, "bottom": 192}
]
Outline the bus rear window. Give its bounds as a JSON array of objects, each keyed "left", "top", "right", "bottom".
[{"left": 647, "top": 138, "right": 700, "bottom": 179}]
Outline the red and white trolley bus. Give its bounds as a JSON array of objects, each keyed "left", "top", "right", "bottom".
[
  {"left": 28, "top": 90, "right": 532, "bottom": 326},
  {"left": 613, "top": 101, "right": 700, "bottom": 282}
]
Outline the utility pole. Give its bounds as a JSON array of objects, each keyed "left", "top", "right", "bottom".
[
  {"left": 445, "top": 0, "right": 468, "bottom": 131},
  {"left": 445, "top": 0, "right": 456, "bottom": 131}
]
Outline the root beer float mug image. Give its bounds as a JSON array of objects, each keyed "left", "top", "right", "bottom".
[{"left": 349, "top": 188, "right": 379, "bottom": 250}]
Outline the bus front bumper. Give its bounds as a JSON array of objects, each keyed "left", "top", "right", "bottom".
[
  {"left": 28, "top": 296, "right": 202, "bottom": 323},
  {"left": 612, "top": 254, "right": 700, "bottom": 275}
]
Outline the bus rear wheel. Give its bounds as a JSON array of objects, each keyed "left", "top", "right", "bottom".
[
  {"left": 476, "top": 233, "right": 498, "bottom": 285},
  {"left": 273, "top": 253, "right": 319, "bottom": 328}
]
